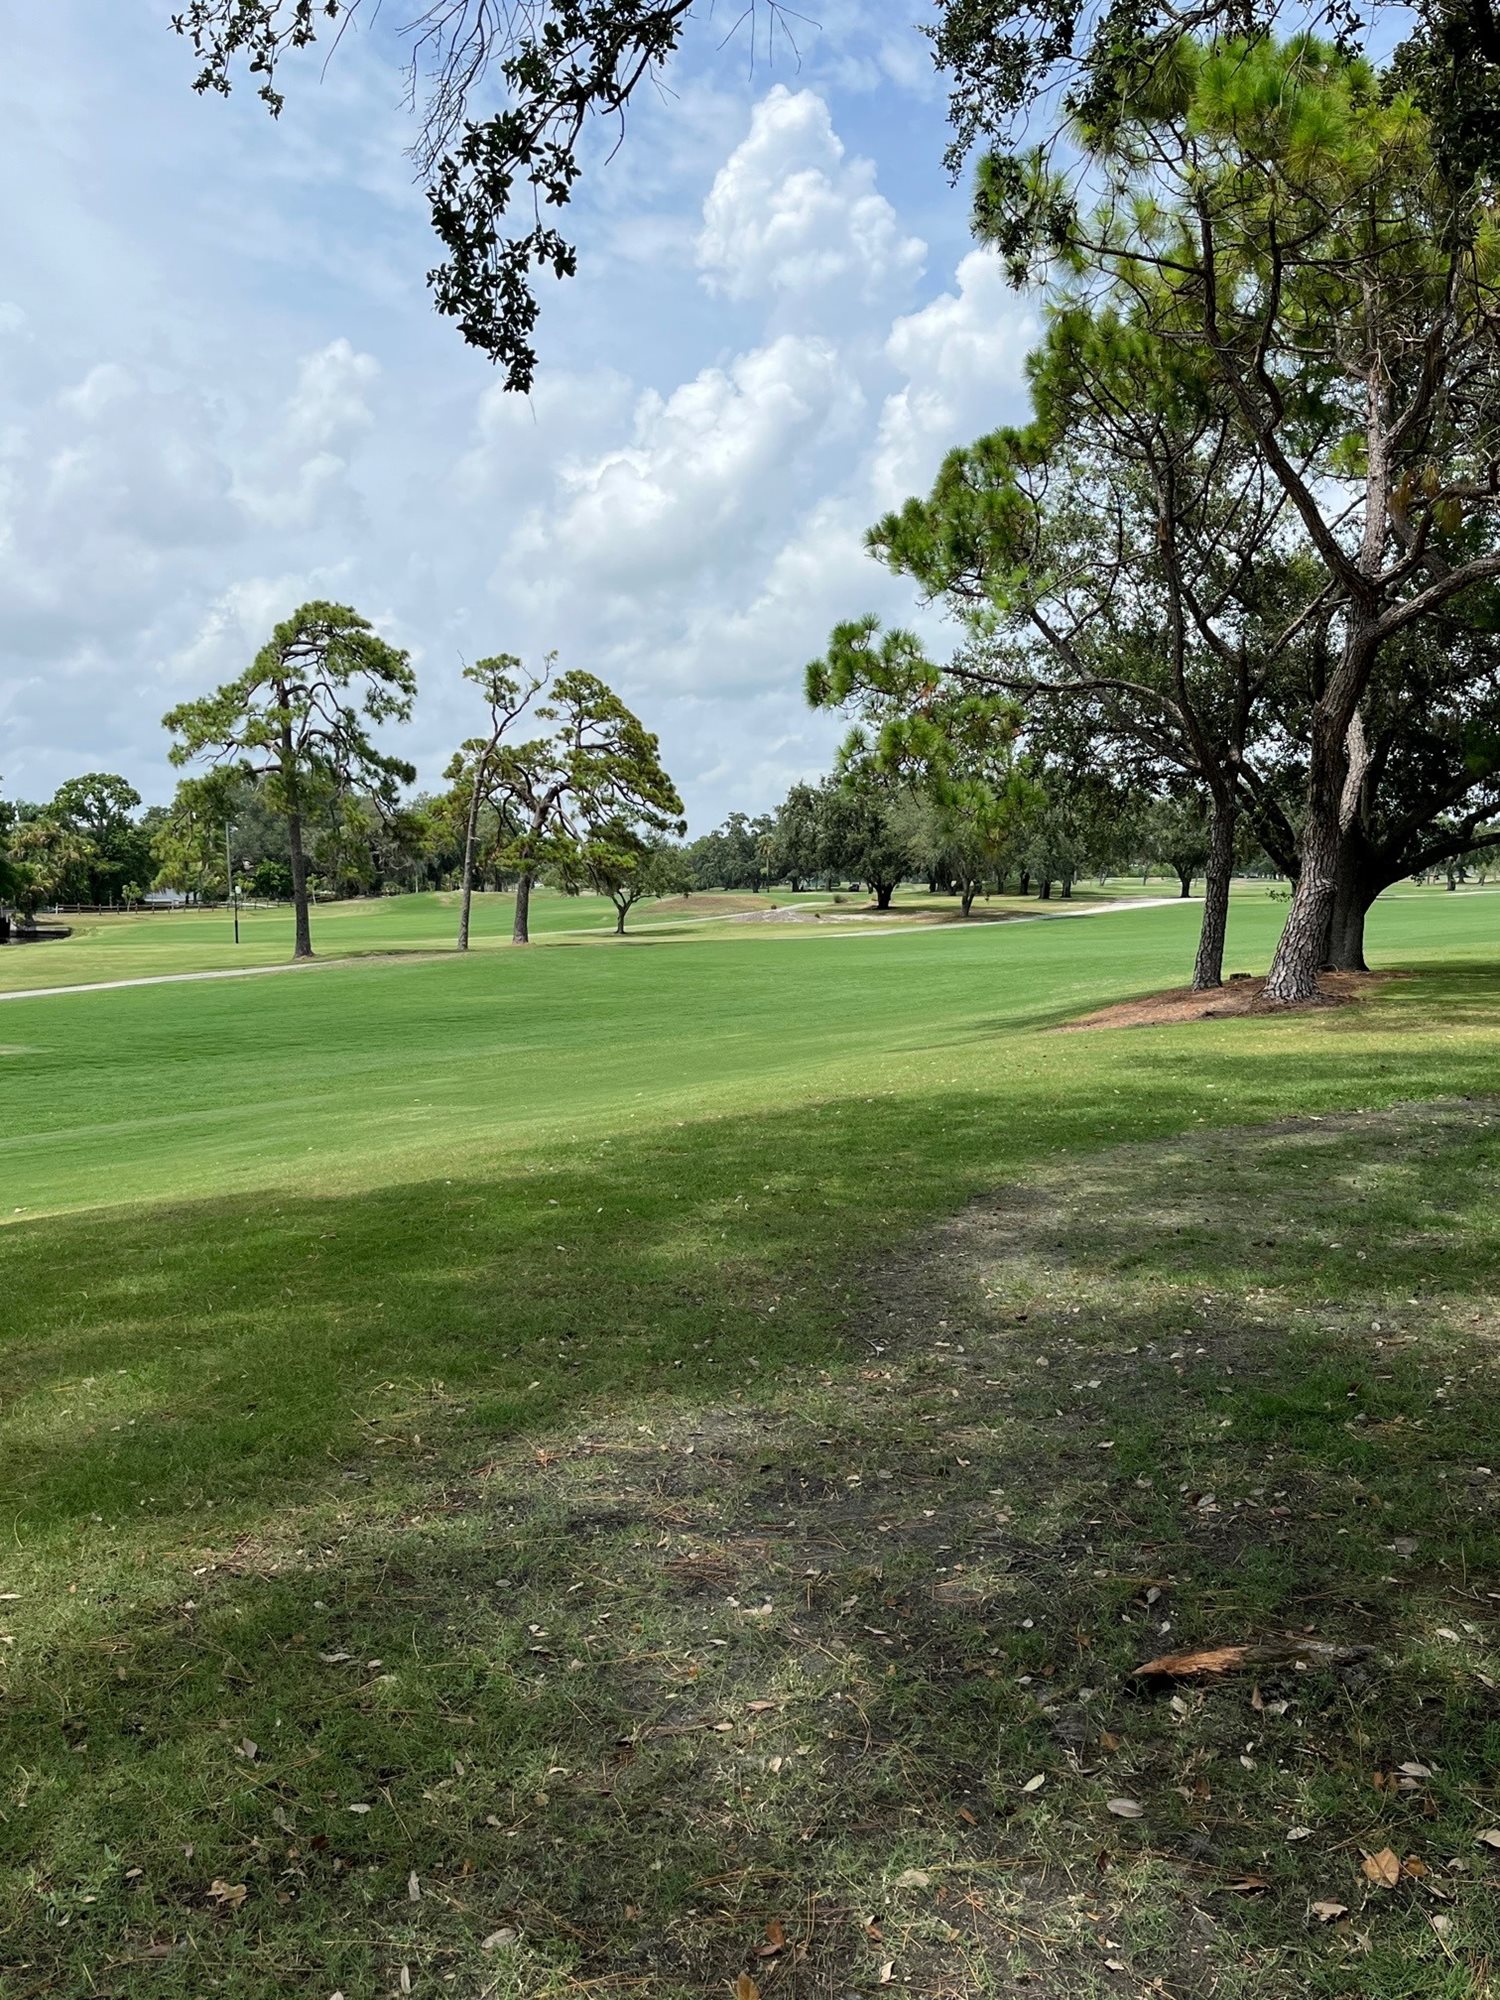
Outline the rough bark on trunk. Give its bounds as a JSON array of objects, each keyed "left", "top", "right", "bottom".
[
  {"left": 1323, "top": 840, "right": 1373, "bottom": 973},
  {"left": 1264, "top": 810, "right": 1339, "bottom": 1002},
  {"left": 1265, "top": 689, "right": 1374, "bottom": 1004},
  {"left": 1325, "top": 888, "right": 1371, "bottom": 969},
  {"left": 874, "top": 882, "right": 894, "bottom": 910},
  {"left": 1192, "top": 798, "right": 1236, "bottom": 992},
  {"left": 287, "top": 809, "right": 313, "bottom": 959},
  {"left": 512, "top": 870, "right": 534, "bottom": 943}
]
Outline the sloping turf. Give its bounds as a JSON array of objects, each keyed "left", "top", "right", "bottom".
[{"left": 1, "top": 890, "right": 1497, "bottom": 1997}]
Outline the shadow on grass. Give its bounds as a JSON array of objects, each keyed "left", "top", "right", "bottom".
[{"left": 4, "top": 1066, "right": 1500, "bottom": 1994}]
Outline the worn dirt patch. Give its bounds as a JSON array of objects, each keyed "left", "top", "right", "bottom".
[
  {"left": 1056, "top": 968, "right": 1403, "bottom": 1032},
  {"left": 646, "top": 893, "right": 772, "bottom": 919}
]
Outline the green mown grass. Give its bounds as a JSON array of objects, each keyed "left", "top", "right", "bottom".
[
  {"left": 0, "top": 888, "right": 814, "bottom": 993},
  {"left": 1, "top": 890, "right": 1498, "bottom": 1997}
]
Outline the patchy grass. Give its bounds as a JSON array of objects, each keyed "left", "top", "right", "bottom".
[{"left": 2, "top": 896, "right": 1500, "bottom": 1997}]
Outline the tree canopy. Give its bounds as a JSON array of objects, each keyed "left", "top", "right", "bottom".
[{"left": 163, "top": 600, "right": 417, "bottom": 957}]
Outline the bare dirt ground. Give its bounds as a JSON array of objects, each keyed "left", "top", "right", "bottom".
[{"left": 1056, "top": 970, "right": 1404, "bottom": 1032}]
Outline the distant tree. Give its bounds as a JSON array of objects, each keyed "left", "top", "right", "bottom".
[
  {"left": 683, "top": 812, "right": 774, "bottom": 891},
  {"left": 495, "top": 671, "right": 684, "bottom": 944},
  {"left": 1141, "top": 793, "right": 1212, "bottom": 899},
  {"left": 445, "top": 654, "right": 548, "bottom": 950},
  {"left": 250, "top": 856, "right": 294, "bottom": 899},
  {"left": 151, "top": 772, "right": 240, "bottom": 901},
  {"left": 162, "top": 602, "right": 416, "bottom": 960},
  {"left": 767, "top": 783, "right": 823, "bottom": 892},
  {"left": 7, "top": 817, "right": 94, "bottom": 917},
  {"left": 807, "top": 618, "right": 1036, "bottom": 916},
  {"left": 817, "top": 753, "right": 915, "bottom": 911},
  {"left": 580, "top": 831, "right": 692, "bottom": 934},
  {"left": 48, "top": 772, "right": 150, "bottom": 903}
]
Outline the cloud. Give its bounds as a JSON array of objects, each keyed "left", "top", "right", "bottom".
[
  {"left": 241, "top": 339, "right": 382, "bottom": 534},
  {"left": 872, "top": 251, "right": 1038, "bottom": 503},
  {"left": 696, "top": 86, "right": 925, "bottom": 313},
  {"left": 508, "top": 334, "right": 866, "bottom": 599},
  {"left": 0, "top": 9, "right": 1040, "bottom": 834}
]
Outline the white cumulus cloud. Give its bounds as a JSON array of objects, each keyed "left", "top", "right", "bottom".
[{"left": 697, "top": 86, "right": 925, "bottom": 312}]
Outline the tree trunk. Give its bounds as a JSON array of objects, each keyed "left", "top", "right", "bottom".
[
  {"left": 1060, "top": 875, "right": 1073, "bottom": 900},
  {"left": 457, "top": 787, "right": 485, "bottom": 952},
  {"left": 615, "top": 902, "right": 627, "bottom": 935},
  {"left": 277, "top": 699, "right": 315, "bottom": 961},
  {"left": 1264, "top": 809, "right": 1339, "bottom": 1003},
  {"left": 961, "top": 883, "right": 975, "bottom": 916},
  {"left": 1176, "top": 868, "right": 1193, "bottom": 898},
  {"left": 1038, "top": 878, "right": 1052, "bottom": 901},
  {"left": 1018, "top": 870, "right": 1031, "bottom": 897},
  {"left": 1265, "top": 681, "right": 1374, "bottom": 1005},
  {"left": 513, "top": 870, "right": 534, "bottom": 944},
  {"left": 1192, "top": 797, "right": 1237, "bottom": 992},
  {"left": 874, "top": 882, "right": 894, "bottom": 910},
  {"left": 1325, "top": 887, "right": 1371, "bottom": 970},
  {"left": 1323, "top": 839, "right": 1374, "bottom": 973},
  {"left": 287, "top": 809, "right": 313, "bottom": 959}
]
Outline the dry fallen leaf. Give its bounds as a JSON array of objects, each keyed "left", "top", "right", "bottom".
[
  {"left": 1099, "top": 1730, "right": 1123, "bottom": 1753},
  {"left": 1310, "top": 1900, "right": 1349, "bottom": 1924},
  {"left": 1021, "top": 1773, "right": 1046, "bottom": 1794},
  {"left": 1133, "top": 1644, "right": 1251, "bottom": 1679},
  {"left": 1397, "top": 1761, "right": 1433, "bottom": 1780},
  {"left": 1227, "top": 1875, "right": 1271, "bottom": 1896},
  {"left": 755, "top": 1921, "right": 786, "bottom": 1959},
  {"left": 877, "top": 1962, "right": 896, "bottom": 1986},
  {"left": 407, "top": 1871, "right": 421, "bottom": 1903},
  {"left": 480, "top": 1929, "right": 517, "bottom": 1951},
  {"left": 347, "top": 1803, "right": 372, "bottom": 1815},
  {"left": 1286, "top": 1826, "right": 1312, "bottom": 1842},
  {"left": 1475, "top": 1829, "right": 1500, "bottom": 1851},
  {"left": 206, "top": 1880, "right": 248, "bottom": 1910},
  {"left": 1362, "top": 1848, "right": 1402, "bottom": 1889},
  {"left": 891, "top": 1868, "right": 931, "bottom": 1890},
  {"left": 734, "top": 1974, "right": 762, "bottom": 2000},
  {"left": 1107, "top": 1798, "right": 1145, "bottom": 1820}
]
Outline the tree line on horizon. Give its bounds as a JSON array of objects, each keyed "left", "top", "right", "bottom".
[
  {"left": 161, "top": 4, "right": 1500, "bottom": 1005},
  {"left": 8, "top": 26, "right": 1500, "bottom": 984}
]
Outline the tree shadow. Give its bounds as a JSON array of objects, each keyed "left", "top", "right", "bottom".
[{"left": 5, "top": 1083, "right": 1500, "bottom": 1995}]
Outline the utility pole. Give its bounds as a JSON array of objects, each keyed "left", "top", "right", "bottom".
[{"left": 226, "top": 822, "right": 240, "bottom": 945}]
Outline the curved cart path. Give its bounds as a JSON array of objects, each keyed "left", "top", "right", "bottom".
[{"left": 0, "top": 896, "right": 1194, "bottom": 1001}]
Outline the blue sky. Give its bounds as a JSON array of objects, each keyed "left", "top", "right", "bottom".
[{"left": 1, "top": 1, "right": 1039, "bottom": 831}]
